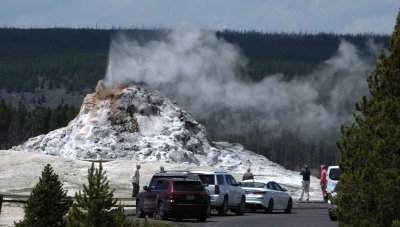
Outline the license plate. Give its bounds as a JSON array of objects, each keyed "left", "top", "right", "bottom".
[{"left": 186, "top": 195, "right": 195, "bottom": 200}]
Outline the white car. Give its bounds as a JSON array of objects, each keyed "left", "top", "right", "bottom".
[
  {"left": 326, "top": 166, "right": 341, "bottom": 194},
  {"left": 240, "top": 180, "right": 292, "bottom": 213},
  {"left": 193, "top": 171, "right": 246, "bottom": 216}
]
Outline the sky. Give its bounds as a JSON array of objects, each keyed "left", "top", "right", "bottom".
[{"left": 1, "top": 0, "right": 398, "bottom": 34}]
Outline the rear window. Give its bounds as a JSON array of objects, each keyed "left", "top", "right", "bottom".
[
  {"left": 173, "top": 181, "right": 204, "bottom": 191},
  {"left": 198, "top": 175, "right": 215, "bottom": 185},
  {"left": 241, "top": 182, "right": 265, "bottom": 188},
  {"left": 329, "top": 168, "right": 342, "bottom": 181},
  {"left": 151, "top": 173, "right": 199, "bottom": 183}
]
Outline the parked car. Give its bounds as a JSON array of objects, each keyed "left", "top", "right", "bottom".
[
  {"left": 192, "top": 171, "right": 246, "bottom": 216},
  {"left": 136, "top": 178, "right": 209, "bottom": 222},
  {"left": 326, "top": 166, "right": 341, "bottom": 194},
  {"left": 240, "top": 180, "right": 292, "bottom": 213},
  {"left": 327, "top": 183, "right": 339, "bottom": 221},
  {"left": 148, "top": 170, "right": 210, "bottom": 217}
]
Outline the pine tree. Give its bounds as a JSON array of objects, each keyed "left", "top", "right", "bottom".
[
  {"left": 337, "top": 10, "right": 400, "bottom": 227},
  {"left": 15, "top": 164, "right": 72, "bottom": 227},
  {"left": 66, "top": 163, "right": 132, "bottom": 227}
]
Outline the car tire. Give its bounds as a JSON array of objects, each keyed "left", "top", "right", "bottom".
[
  {"left": 234, "top": 196, "right": 246, "bottom": 216},
  {"left": 284, "top": 199, "right": 292, "bottom": 213},
  {"left": 218, "top": 196, "right": 228, "bottom": 216},
  {"left": 265, "top": 199, "right": 274, "bottom": 213},
  {"left": 157, "top": 201, "right": 167, "bottom": 220},
  {"left": 136, "top": 199, "right": 146, "bottom": 218}
]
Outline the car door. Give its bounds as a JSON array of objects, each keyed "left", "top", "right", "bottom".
[
  {"left": 272, "top": 182, "right": 286, "bottom": 209},
  {"left": 143, "top": 180, "right": 159, "bottom": 211},
  {"left": 225, "top": 174, "right": 240, "bottom": 205},
  {"left": 266, "top": 182, "right": 279, "bottom": 208},
  {"left": 230, "top": 175, "right": 242, "bottom": 204}
]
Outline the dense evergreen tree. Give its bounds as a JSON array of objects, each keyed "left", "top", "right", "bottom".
[
  {"left": 66, "top": 163, "right": 132, "bottom": 227},
  {"left": 337, "top": 10, "right": 400, "bottom": 226},
  {"left": 0, "top": 100, "right": 79, "bottom": 149},
  {"left": 15, "top": 164, "right": 72, "bottom": 227}
]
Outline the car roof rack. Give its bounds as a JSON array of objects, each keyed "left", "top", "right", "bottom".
[{"left": 156, "top": 170, "right": 193, "bottom": 173}]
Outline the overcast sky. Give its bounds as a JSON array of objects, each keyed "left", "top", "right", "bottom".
[{"left": 1, "top": 0, "right": 398, "bottom": 34}]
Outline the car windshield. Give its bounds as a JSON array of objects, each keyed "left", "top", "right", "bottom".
[
  {"left": 240, "top": 182, "right": 265, "bottom": 188},
  {"left": 173, "top": 181, "right": 204, "bottom": 191},
  {"left": 329, "top": 168, "right": 342, "bottom": 180},
  {"left": 198, "top": 175, "right": 215, "bottom": 185}
]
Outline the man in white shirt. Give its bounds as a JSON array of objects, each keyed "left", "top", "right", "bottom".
[{"left": 132, "top": 164, "right": 141, "bottom": 197}]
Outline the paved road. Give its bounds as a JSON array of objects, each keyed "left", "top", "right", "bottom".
[{"left": 126, "top": 202, "right": 339, "bottom": 227}]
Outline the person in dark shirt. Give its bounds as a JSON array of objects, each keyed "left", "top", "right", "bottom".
[
  {"left": 242, "top": 168, "right": 254, "bottom": 180},
  {"left": 299, "top": 165, "right": 311, "bottom": 201}
]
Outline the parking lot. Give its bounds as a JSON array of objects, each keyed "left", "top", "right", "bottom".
[{"left": 126, "top": 201, "right": 339, "bottom": 227}]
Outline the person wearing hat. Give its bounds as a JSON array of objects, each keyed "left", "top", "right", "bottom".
[{"left": 298, "top": 165, "right": 311, "bottom": 201}]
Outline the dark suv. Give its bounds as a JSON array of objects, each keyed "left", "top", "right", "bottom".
[{"left": 136, "top": 178, "right": 209, "bottom": 222}]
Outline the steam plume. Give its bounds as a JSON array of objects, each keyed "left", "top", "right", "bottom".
[{"left": 105, "top": 29, "right": 377, "bottom": 145}]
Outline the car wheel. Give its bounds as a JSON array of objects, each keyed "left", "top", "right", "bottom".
[
  {"left": 265, "top": 199, "right": 274, "bottom": 213},
  {"left": 234, "top": 196, "right": 246, "bottom": 216},
  {"left": 136, "top": 199, "right": 146, "bottom": 218},
  {"left": 284, "top": 199, "right": 292, "bottom": 213},
  {"left": 218, "top": 196, "right": 228, "bottom": 216},
  {"left": 157, "top": 201, "right": 167, "bottom": 220}
]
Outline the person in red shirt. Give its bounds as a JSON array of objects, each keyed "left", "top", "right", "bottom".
[{"left": 320, "top": 164, "right": 328, "bottom": 201}]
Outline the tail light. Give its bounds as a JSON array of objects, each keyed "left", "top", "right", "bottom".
[
  {"left": 215, "top": 185, "right": 220, "bottom": 195},
  {"left": 253, "top": 191, "right": 267, "bottom": 195}
]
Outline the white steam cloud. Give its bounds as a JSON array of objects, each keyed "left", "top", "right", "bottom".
[{"left": 105, "top": 29, "right": 377, "bottom": 143}]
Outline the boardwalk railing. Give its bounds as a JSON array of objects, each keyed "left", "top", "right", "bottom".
[{"left": 1, "top": 194, "right": 137, "bottom": 207}]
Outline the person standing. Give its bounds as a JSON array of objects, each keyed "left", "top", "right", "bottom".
[
  {"left": 242, "top": 168, "right": 254, "bottom": 180},
  {"left": 320, "top": 164, "right": 328, "bottom": 201},
  {"left": 132, "top": 164, "right": 141, "bottom": 197},
  {"left": 298, "top": 165, "right": 310, "bottom": 201}
]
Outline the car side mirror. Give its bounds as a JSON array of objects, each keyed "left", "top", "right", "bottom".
[
  {"left": 238, "top": 182, "right": 242, "bottom": 186},
  {"left": 282, "top": 188, "right": 287, "bottom": 192},
  {"left": 143, "top": 186, "right": 149, "bottom": 191}
]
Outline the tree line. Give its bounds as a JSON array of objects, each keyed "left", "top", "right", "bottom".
[
  {"left": 0, "top": 28, "right": 390, "bottom": 93},
  {"left": 0, "top": 99, "right": 79, "bottom": 149}
]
